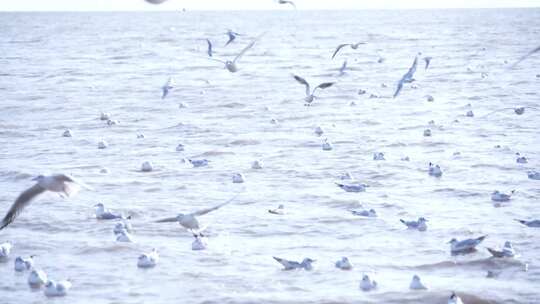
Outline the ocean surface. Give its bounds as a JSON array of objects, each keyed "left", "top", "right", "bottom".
[{"left": 0, "top": 9, "right": 539, "bottom": 304}]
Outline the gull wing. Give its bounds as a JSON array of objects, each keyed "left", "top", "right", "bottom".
[
  {"left": 56, "top": 174, "right": 93, "bottom": 190},
  {"left": 232, "top": 38, "right": 258, "bottom": 64},
  {"left": 312, "top": 82, "right": 335, "bottom": 95},
  {"left": 279, "top": 0, "right": 296, "bottom": 9},
  {"left": 225, "top": 31, "right": 235, "bottom": 46},
  {"left": 331, "top": 44, "right": 350, "bottom": 59},
  {"left": 156, "top": 216, "right": 178, "bottom": 223},
  {"left": 0, "top": 184, "right": 46, "bottom": 230},
  {"left": 424, "top": 57, "right": 432, "bottom": 70},
  {"left": 206, "top": 39, "right": 213, "bottom": 57},
  {"left": 404, "top": 55, "right": 418, "bottom": 80},
  {"left": 511, "top": 45, "right": 540, "bottom": 68},
  {"left": 192, "top": 193, "right": 239, "bottom": 216},
  {"left": 293, "top": 75, "right": 311, "bottom": 97},
  {"left": 393, "top": 79, "right": 404, "bottom": 98}
]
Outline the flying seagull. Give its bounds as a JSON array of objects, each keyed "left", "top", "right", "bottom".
[
  {"left": 293, "top": 75, "right": 335, "bottom": 105},
  {"left": 144, "top": 0, "right": 168, "bottom": 4},
  {"left": 156, "top": 194, "right": 239, "bottom": 235},
  {"left": 393, "top": 54, "right": 419, "bottom": 98},
  {"left": 0, "top": 174, "right": 92, "bottom": 230},
  {"left": 161, "top": 77, "right": 173, "bottom": 99},
  {"left": 423, "top": 56, "right": 432, "bottom": 70},
  {"left": 331, "top": 42, "right": 365, "bottom": 59},
  {"left": 338, "top": 60, "right": 348, "bottom": 76},
  {"left": 278, "top": 0, "right": 296, "bottom": 9},
  {"left": 206, "top": 39, "right": 213, "bottom": 57},
  {"left": 210, "top": 35, "right": 262, "bottom": 73},
  {"left": 510, "top": 45, "right": 540, "bottom": 68},
  {"left": 225, "top": 29, "right": 241, "bottom": 47}
]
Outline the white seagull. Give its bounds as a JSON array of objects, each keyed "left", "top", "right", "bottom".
[
  {"left": 211, "top": 35, "right": 262, "bottom": 73},
  {"left": 273, "top": 257, "right": 315, "bottom": 270},
  {"left": 0, "top": 174, "right": 92, "bottom": 230},
  {"left": 44, "top": 280, "right": 72, "bottom": 297},
  {"left": 293, "top": 75, "right": 335, "bottom": 105},
  {"left": 14, "top": 255, "right": 34, "bottom": 271},
  {"left": 95, "top": 203, "right": 127, "bottom": 220},
  {"left": 28, "top": 269, "right": 48, "bottom": 288},
  {"left": 400, "top": 217, "right": 428, "bottom": 231},
  {"left": 336, "top": 182, "right": 368, "bottom": 193},
  {"left": 409, "top": 274, "right": 427, "bottom": 290},
  {"left": 359, "top": 274, "right": 377, "bottom": 291},
  {"left": 156, "top": 194, "right": 238, "bottom": 236},
  {"left": 137, "top": 248, "right": 159, "bottom": 268},
  {"left": 335, "top": 257, "right": 353, "bottom": 270},
  {"left": 487, "top": 241, "right": 515, "bottom": 258},
  {"left": 448, "top": 235, "right": 487, "bottom": 254},
  {"left": 393, "top": 54, "right": 419, "bottom": 98},
  {"left": 331, "top": 42, "right": 365, "bottom": 59},
  {"left": 0, "top": 242, "right": 12, "bottom": 261}
]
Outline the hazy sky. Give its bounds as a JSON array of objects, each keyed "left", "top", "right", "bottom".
[{"left": 1, "top": 0, "right": 540, "bottom": 11}]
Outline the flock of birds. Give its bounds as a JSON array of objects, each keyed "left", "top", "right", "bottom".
[{"left": 1, "top": 1, "right": 540, "bottom": 303}]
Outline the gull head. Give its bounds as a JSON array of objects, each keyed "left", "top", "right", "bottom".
[
  {"left": 448, "top": 238, "right": 458, "bottom": 244},
  {"left": 225, "top": 61, "right": 237, "bottom": 73},
  {"left": 504, "top": 241, "right": 513, "bottom": 248},
  {"left": 418, "top": 217, "right": 428, "bottom": 223},
  {"left": 32, "top": 175, "right": 45, "bottom": 182}
]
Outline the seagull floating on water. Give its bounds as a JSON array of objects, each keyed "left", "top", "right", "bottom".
[
  {"left": 116, "top": 229, "right": 134, "bottom": 242},
  {"left": 314, "top": 126, "right": 324, "bottom": 136},
  {"left": 322, "top": 139, "right": 333, "bottom": 151},
  {"left": 351, "top": 209, "right": 377, "bottom": 217},
  {"left": 359, "top": 274, "right": 377, "bottom": 291},
  {"left": 409, "top": 274, "right": 427, "bottom": 290},
  {"left": 487, "top": 241, "right": 515, "bottom": 258},
  {"left": 448, "top": 235, "right": 487, "bottom": 255},
  {"left": 100, "top": 112, "right": 111, "bottom": 121},
  {"left": 273, "top": 257, "right": 315, "bottom": 270},
  {"left": 331, "top": 42, "right": 365, "bottom": 59},
  {"left": 113, "top": 221, "right": 133, "bottom": 235},
  {"left": 293, "top": 75, "right": 335, "bottom": 105},
  {"left": 373, "top": 152, "right": 385, "bottom": 160},
  {"left": 232, "top": 173, "right": 245, "bottom": 183},
  {"left": 400, "top": 217, "right": 428, "bottom": 231},
  {"left": 14, "top": 255, "right": 34, "bottom": 271},
  {"left": 28, "top": 269, "right": 48, "bottom": 288},
  {"left": 95, "top": 203, "right": 127, "bottom": 220},
  {"left": 268, "top": 204, "right": 284, "bottom": 215},
  {"left": 336, "top": 182, "right": 368, "bottom": 193},
  {"left": 137, "top": 248, "right": 159, "bottom": 268},
  {"left": 528, "top": 171, "right": 540, "bottom": 180},
  {"left": 156, "top": 194, "right": 237, "bottom": 236},
  {"left": 491, "top": 190, "right": 514, "bottom": 202},
  {"left": 515, "top": 219, "right": 540, "bottom": 227},
  {"left": 0, "top": 174, "right": 92, "bottom": 230},
  {"left": 189, "top": 159, "right": 209, "bottom": 168},
  {"left": 335, "top": 257, "right": 353, "bottom": 270},
  {"left": 428, "top": 162, "right": 442, "bottom": 177},
  {"left": 0, "top": 242, "right": 12, "bottom": 261},
  {"left": 251, "top": 160, "right": 263, "bottom": 169},
  {"left": 141, "top": 161, "right": 154, "bottom": 172},
  {"left": 44, "top": 279, "right": 72, "bottom": 297},
  {"left": 62, "top": 129, "right": 72, "bottom": 137}
]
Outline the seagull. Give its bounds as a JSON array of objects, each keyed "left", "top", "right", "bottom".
[
  {"left": 161, "top": 77, "right": 173, "bottom": 99},
  {"left": 423, "top": 57, "right": 432, "bottom": 70},
  {"left": 0, "top": 174, "right": 92, "bottom": 230},
  {"left": 400, "top": 217, "right": 428, "bottom": 231},
  {"left": 373, "top": 152, "right": 385, "bottom": 160},
  {"left": 14, "top": 255, "right": 34, "bottom": 272},
  {"left": 273, "top": 257, "right": 315, "bottom": 270},
  {"left": 28, "top": 269, "right": 48, "bottom": 288},
  {"left": 189, "top": 159, "right": 209, "bottom": 168},
  {"left": 232, "top": 173, "right": 245, "bottom": 183},
  {"left": 510, "top": 45, "right": 540, "bottom": 68},
  {"left": 137, "top": 248, "right": 159, "bottom": 268},
  {"left": 528, "top": 171, "right": 540, "bottom": 180},
  {"left": 335, "top": 257, "right": 353, "bottom": 270},
  {"left": 156, "top": 194, "right": 238, "bottom": 236},
  {"left": 448, "top": 292, "right": 464, "bottom": 304},
  {"left": 338, "top": 60, "right": 348, "bottom": 75},
  {"left": 409, "top": 274, "right": 427, "bottom": 290},
  {"left": 44, "top": 280, "right": 72, "bottom": 297},
  {"left": 145, "top": 0, "right": 168, "bottom": 4},
  {"left": 351, "top": 209, "right": 377, "bottom": 217},
  {"left": 359, "top": 274, "right": 377, "bottom": 291},
  {"left": 206, "top": 39, "right": 213, "bottom": 57},
  {"left": 0, "top": 242, "right": 12, "bottom": 261},
  {"left": 278, "top": 0, "right": 296, "bottom": 9},
  {"left": 515, "top": 219, "right": 540, "bottom": 227},
  {"left": 393, "top": 54, "right": 419, "bottom": 98},
  {"left": 210, "top": 36, "right": 260, "bottom": 73},
  {"left": 293, "top": 75, "right": 335, "bottom": 105},
  {"left": 336, "top": 182, "right": 368, "bottom": 193},
  {"left": 428, "top": 162, "right": 442, "bottom": 177},
  {"left": 491, "top": 190, "right": 515, "bottom": 202},
  {"left": 448, "top": 235, "right": 487, "bottom": 254},
  {"left": 251, "top": 160, "right": 263, "bottom": 169},
  {"left": 224, "top": 30, "right": 241, "bottom": 46},
  {"left": 95, "top": 203, "right": 127, "bottom": 220},
  {"left": 116, "top": 229, "right": 134, "bottom": 242},
  {"left": 331, "top": 42, "right": 365, "bottom": 59},
  {"left": 487, "top": 241, "right": 515, "bottom": 258},
  {"left": 268, "top": 204, "right": 284, "bottom": 215},
  {"left": 322, "top": 138, "right": 334, "bottom": 150}
]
